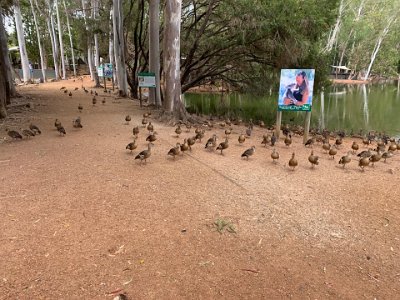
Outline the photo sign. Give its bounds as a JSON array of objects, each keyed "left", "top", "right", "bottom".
[
  {"left": 138, "top": 72, "right": 156, "bottom": 88},
  {"left": 278, "top": 69, "right": 315, "bottom": 112},
  {"left": 97, "top": 64, "right": 113, "bottom": 78}
]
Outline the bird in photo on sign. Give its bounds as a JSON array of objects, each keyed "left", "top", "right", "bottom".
[
  {"left": 125, "top": 115, "right": 131, "bottom": 125},
  {"left": 54, "top": 119, "right": 62, "bottom": 129},
  {"left": 132, "top": 126, "right": 140, "bottom": 136},
  {"left": 358, "top": 157, "right": 370, "bottom": 171},
  {"left": 92, "top": 97, "right": 97, "bottom": 106},
  {"left": 22, "top": 129, "right": 35, "bottom": 138},
  {"left": 168, "top": 143, "right": 181, "bottom": 159},
  {"left": 6, "top": 128, "right": 23, "bottom": 140},
  {"left": 29, "top": 124, "right": 41, "bottom": 134},
  {"left": 181, "top": 139, "right": 189, "bottom": 154},
  {"left": 270, "top": 132, "right": 277, "bottom": 146},
  {"left": 78, "top": 104, "right": 83, "bottom": 113},
  {"left": 147, "top": 122, "right": 154, "bottom": 133},
  {"left": 288, "top": 152, "right": 298, "bottom": 170},
  {"left": 329, "top": 146, "right": 337, "bottom": 159},
  {"left": 238, "top": 133, "right": 246, "bottom": 145},
  {"left": 135, "top": 143, "right": 153, "bottom": 164},
  {"left": 175, "top": 125, "right": 182, "bottom": 137},
  {"left": 284, "top": 134, "right": 292, "bottom": 147},
  {"left": 241, "top": 146, "right": 255, "bottom": 160},
  {"left": 271, "top": 148, "right": 279, "bottom": 163},
  {"left": 73, "top": 116, "right": 83, "bottom": 128},
  {"left": 146, "top": 132, "right": 157, "bottom": 144},
  {"left": 351, "top": 141, "right": 359, "bottom": 154},
  {"left": 126, "top": 139, "right": 137, "bottom": 153},
  {"left": 261, "top": 134, "right": 270, "bottom": 147},
  {"left": 216, "top": 137, "right": 229, "bottom": 155},
  {"left": 205, "top": 134, "right": 217, "bottom": 150},
  {"left": 339, "top": 151, "right": 352, "bottom": 168},
  {"left": 308, "top": 150, "right": 319, "bottom": 168}
]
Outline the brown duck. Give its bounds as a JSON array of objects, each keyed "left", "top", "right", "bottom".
[
  {"left": 135, "top": 143, "right": 153, "bottom": 163},
  {"left": 205, "top": 134, "right": 217, "bottom": 149},
  {"left": 168, "top": 143, "right": 181, "bottom": 159},
  {"left": 216, "top": 138, "right": 229, "bottom": 154},
  {"left": 241, "top": 146, "right": 255, "bottom": 160},
  {"left": 146, "top": 132, "right": 157, "bottom": 144},
  {"left": 308, "top": 150, "right": 319, "bottom": 168},
  {"left": 132, "top": 126, "right": 139, "bottom": 136},
  {"left": 238, "top": 133, "right": 246, "bottom": 145},
  {"left": 288, "top": 153, "right": 298, "bottom": 170},
  {"left": 126, "top": 139, "right": 137, "bottom": 153},
  {"left": 328, "top": 146, "right": 337, "bottom": 159},
  {"left": 369, "top": 151, "right": 381, "bottom": 166},
  {"left": 339, "top": 151, "right": 352, "bottom": 168},
  {"left": 351, "top": 141, "right": 359, "bottom": 153},
  {"left": 358, "top": 157, "right": 370, "bottom": 171},
  {"left": 284, "top": 134, "right": 292, "bottom": 147},
  {"left": 271, "top": 148, "right": 279, "bottom": 163},
  {"left": 125, "top": 115, "right": 131, "bottom": 125}
]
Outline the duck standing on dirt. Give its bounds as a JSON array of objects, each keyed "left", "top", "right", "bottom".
[
  {"left": 126, "top": 139, "right": 137, "bottom": 153},
  {"left": 175, "top": 125, "right": 182, "bottom": 137},
  {"left": 22, "top": 129, "right": 35, "bottom": 138},
  {"left": 147, "top": 122, "right": 154, "bottom": 133},
  {"left": 358, "top": 157, "right": 370, "bottom": 171},
  {"left": 205, "top": 134, "right": 217, "bottom": 149},
  {"left": 241, "top": 146, "right": 255, "bottom": 160},
  {"left": 329, "top": 146, "right": 337, "bottom": 159},
  {"left": 146, "top": 132, "right": 157, "bottom": 144},
  {"left": 55, "top": 119, "right": 62, "bottom": 129},
  {"left": 288, "top": 152, "right": 298, "bottom": 170},
  {"left": 135, "top": 143, "right": 152, "bottom": 164},
  {"left": 57, "top": 125, "right": 66, "bottom": 136},
  {"left": 284, "top": 134, "right": 292, "bottom": 147},
  {"left": 271, "top": 148, "right": 279, "bottom": 163},
  {"left": 181, "top": 139, "right": 189, "bottom": 154},
  {"left": 261, "top": 134, "right": 270, "bottom": 147},
  {"left": 304, "top": 138, "right": 314, "bottom": 147},
  {"left": 29, "top": 124, "right": 41, "bottom": 134},
  {"left": 339, "top": 151, "right": 352, "bottom": 168},
  {"left": 238, "top": 133, "right": 246, "bottom": 145},
  {"left": 142, "top": 117, "right": 148, "bottom": 127},
  {"left": 369, "top": 151, "right": 381, "bottom": 167},
  {"left": 168, "top": 143, "right": 181, "bottom": 159},
  {"left": 6, "top": 129, "right": 23, "bottom": 140},
  {"left": 92, "top": 97, "right": 97, "bottom": 106},
  {"left": 308, "top": 150, "right": 319, "bottom": 168},
  {"left": 351, "top": 141, "right": 359, "bottom": 154},
  {"left": 73, "top": 117, "right": 83, "bottom": 128},
  {"left": 187, "top": 136, "right": 196, "bottom": 150},
  {"left": 125, "top": 115, "right": 131, "bottom": 125},
  {"left": 270, "top": 132, "right": 277, "bottom": 146},
  {"left": 132, "top": 126, "right": 140, "bottom": 136},
  {"left": 78, "top": 104, "right": 83, "bottom": 113},
  {"left": 216, "top": 138, "right": 229, "bottom": 154}
]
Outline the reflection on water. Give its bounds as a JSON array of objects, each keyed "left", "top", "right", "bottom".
[{"left": 184, "top": 83, "right": 400, "bottom": 137}]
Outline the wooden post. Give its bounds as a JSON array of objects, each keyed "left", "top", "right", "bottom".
[
  {"left": 139, "top": 87, "right": 142, "bottom": 107},
  {"left": 103, "top": 75, "right": 107, "bottom": 90},
  {"left": 303, "top": 111, "right": 311, "bottom": 144},
  {"left": 275, "top": 110, "right": 282, "bottom": 138},
  {"left": 112, "top": 75, "right": 115, "bottom": 91}
]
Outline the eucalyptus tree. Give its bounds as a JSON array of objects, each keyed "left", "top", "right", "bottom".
[
  {"left": 0, "top": 7, "right": 16, "bottom": 99},
  {"left": 63, "top": 0, "right": 76, "bottom": 76},
  {"left": 55, "top": 0, "right": 66, "bottom": 79},
  {"left": 113, "top": 0, "right": 128, "bottom": 96},
  {"left": 28, "top": 0, "right": 46, "bottom": 81}
]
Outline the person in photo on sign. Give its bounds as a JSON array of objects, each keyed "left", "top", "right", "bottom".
[{"left": 283, "top": 71, "right": 310, "bottom": 106}]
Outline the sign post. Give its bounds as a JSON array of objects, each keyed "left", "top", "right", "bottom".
[
  {"left": 138, "top": 72, "right": 156, "bottom": 107},
  {"left": 276, "top": 69, "right": 315, "bottom": 142}
]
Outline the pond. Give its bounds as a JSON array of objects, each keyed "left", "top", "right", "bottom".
[{"left": 184, "top": 82, "right": 400, "bottom": 138}]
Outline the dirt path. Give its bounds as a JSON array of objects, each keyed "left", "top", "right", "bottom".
[{"left": 1, "top": 78, "right": 400, "bottom": 299}]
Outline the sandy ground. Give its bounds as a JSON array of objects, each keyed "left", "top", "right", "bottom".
[{"left": 1, "top": 78, "right": 400, "bottom": 299}]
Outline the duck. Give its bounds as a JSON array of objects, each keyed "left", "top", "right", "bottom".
[
  {"left": 92, "top": 96, "right": 97, "bottom": 106},
  {"left": 135, "top": 143, "right": 152, "bottom": 164},
  {"left": 180, "top": 139, "right": 189, "bottom": 153},
  {"left": 339, "top": 151, "right": 352, "bottom": 168},
  {"left": 142, "top": 117, "right": 148, "bottom": 127},
  {"left": 73, "top": 116, "right": 83, "bottom": 128},
  {"left": 175, "top": 125, "right": 182, "bottom": 137},
  {"left": 94, "top": 91, "right": 98, "bottom": 96},
  {"left": 225, "top": 128, "right": 232, "bottom": 138},
  {"left": 369, "top": 151, "right": 381, "bottom": 166},
  {"left": 351, "top": 141, "right": 359, "bottom": 153},
  {"left": 335, "top": 137, "right": 343, "bottom": 148},
  {"left": 382, "top": 151, "right": 393, "bottom": 162},
  {"left": 241, "top": 146, "right": 255, "bottom": 160},
  {"left": 271, "top": 148, "right": 279, "bottom": 163},
  {"left": 328, "top": 146, "right": 337, "bottom": 159},
  {"left": 322, "top": 142, "right": 331, "bottom": 153},
  {"left": 57, "top": 125, "right": 66, "bottom": 136},
  {"left": 22, "top": 129, "right": 35, "bottom": 138},
  {"left": 78, "top": 104, "right": 83, "bottom": 113},
  {"left": 54, "top": 119, "right": 62, "bottom": 129},
  {"left": 245, "top": 126, "right": 252, "bottom": 137},
  {"left": 168, "top": 143, "right": 181, "bottom": 159},
  {"left": 63, "top": 89, "right": 68, "bottom": 93},
  {"left": 68, "top": 91, "right": 72, "bottom": 97},
  {"left": 126, "top": 139, "right": 137, "bottom": 153},
  {"left": 205, "top": 134, "right": 217, "bottom": 149},
  {"left": 308, "top": 150, "right": 319, "bottom": 168},
  {"left": 288, "top": 153, "right": 298, "bottom": 170},
  {"left": 102, "top": 98, "right": 106, "bottom": 105},
  {"left": 357, "top": 149, "right": 372, "bottom": 158},
  {"left": 388, "top": 143, "right": 397, "bottom": 152},
  {"left": 270, "top": 132, "right": 277, "bottom": 146},
  {"left": 29, "top": 124, "right": 41, "bottom": 134},
  {"left": 304, "top": 138, "right": 314, "bottom": 147},
  {"left": 284, "top": 134, "right": 292, "bottom": 147},
  {"left": 216, "top": 138, "right": 229, "bottom": 154},
  {"left": 358, "top": 157, "right": 370, "bottom": 171},
  {"left": 146, "top": 132, "right": 157, "bottom": 144},
  {"left": 259, "top": 120, "right": 265, "bottom": 128},
  {"left": 185, "top": 123, "right": 192, "bottom": 132},
  {"left": 261, "top": 134, "right": 270, "bottom": 147},
  {"left": 132, "top": 126, "right": 139, "bottom": 136},
  {"left": 238, "top": 133, "right": 246, "bottom": 144},
  {"left": 143, "top": 112, "right": 151, "bottom": 118},
  {"left": 60, "top": 86, "right": 66, "bottom": 90},
  {"left": 195, "top": 130, "right": 205, "bottom": 142},
  {"left": 147, "top": 122, "right": 154, "bottom": 133},
  {"left": 6, "top": 129, "right": 23, "bottom": 140},
  {"left": 75, "top": 87, "right": 79, "bottom": 91},
  {"left": 125, "top": 115, "right": 131, "bottom": 125},
  {"left": 187, "top": 136, "right": 196, "bottom": 150}
]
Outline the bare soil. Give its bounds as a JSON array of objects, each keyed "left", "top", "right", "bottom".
[{"left": 1, "top": 78, "right": 399, "bottom": 299}]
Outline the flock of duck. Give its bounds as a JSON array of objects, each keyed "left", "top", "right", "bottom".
[{"left": 4, "top": 83, "right": 400, "bottom": 173}]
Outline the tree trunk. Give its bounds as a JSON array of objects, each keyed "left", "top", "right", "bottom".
[
  {"left": 0, "top": 9, "right": 16, "bottom": 99},
  {"left": 92, "top": 0, "right": 100, "bottom": 67},
  {"left": 14, "top": 1, "right": 31, "bottom": 83},
  {"left": 55, "top": 0, "right": 66, "bottom": 79},
  {"left": 109, "top": 8, "right": 117, "bottom": 85},
  {"left": 63, "top": 0, "right": 76, "bottom": 76},
  {"left": 113, "top": 0, "right": 128, "bottom": 96},
  {"left": 324, "top": 0, "right": 344, "bottom": 53},
  {"left": 29, "top": 0, "right": 46, "bottom": 82},
  {"left": 82, "top": 0, "right": 94, "bottom": 80},
  {"left": 149, "top": 0, "right": 161, "bottom": 107},
  {"left": 163, "top": 0, "right": 185, "bottom": 118},
  {"left": 46, "top": 0, "right": 60, "bottom": 80},
  {"left": 0, "top": 13, "right": 8, "bottom": 118}
]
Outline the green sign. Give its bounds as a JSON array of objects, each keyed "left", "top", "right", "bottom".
[
  {"left": 103, "top": 64, "right": 113, "bottom": 78},
  {"left": 138, "top": 72, "right": 156, "bottom": 87}
]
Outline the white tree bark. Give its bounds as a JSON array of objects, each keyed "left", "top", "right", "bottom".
[
  {"left": 63, "top": 0, "right": 76, "bottom": 76},
  {"left": 29, "top": 0, "right": 46, "bottom": 82},
  {"left": 14, "top": 1, "right": 31, "bottom": 83},
  {"left": 149, "top": 0, "right": 161, "bottom": 107},
  {"left": 46, "top": 0, "right": 60, "bottom": 80},
  {"left": 92, "top": 0, "right": 100, "bottom": 67},
  {"left": 55, "top": 0, "right": 66, "bottom": 79},
  {"left": 113, "top": 0, "right": 128, "bottom": 96},
  {"left": 163, "top": 0, "right": 183, "bottom": 114},
  {"left": 109, "top": 8, "right": 117, "bottom": 85},
  {"left": 324, "top": 0, "right": 345, "bottom": 53},
  {"left": 82, "top": 0, "right": 94, "bottom": 80},
  {"left": 363, "top": 17, "right": 396, "bottom": 80},
  {"left": 0, "top": 9, "right": 16, "bottom": 97}
]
